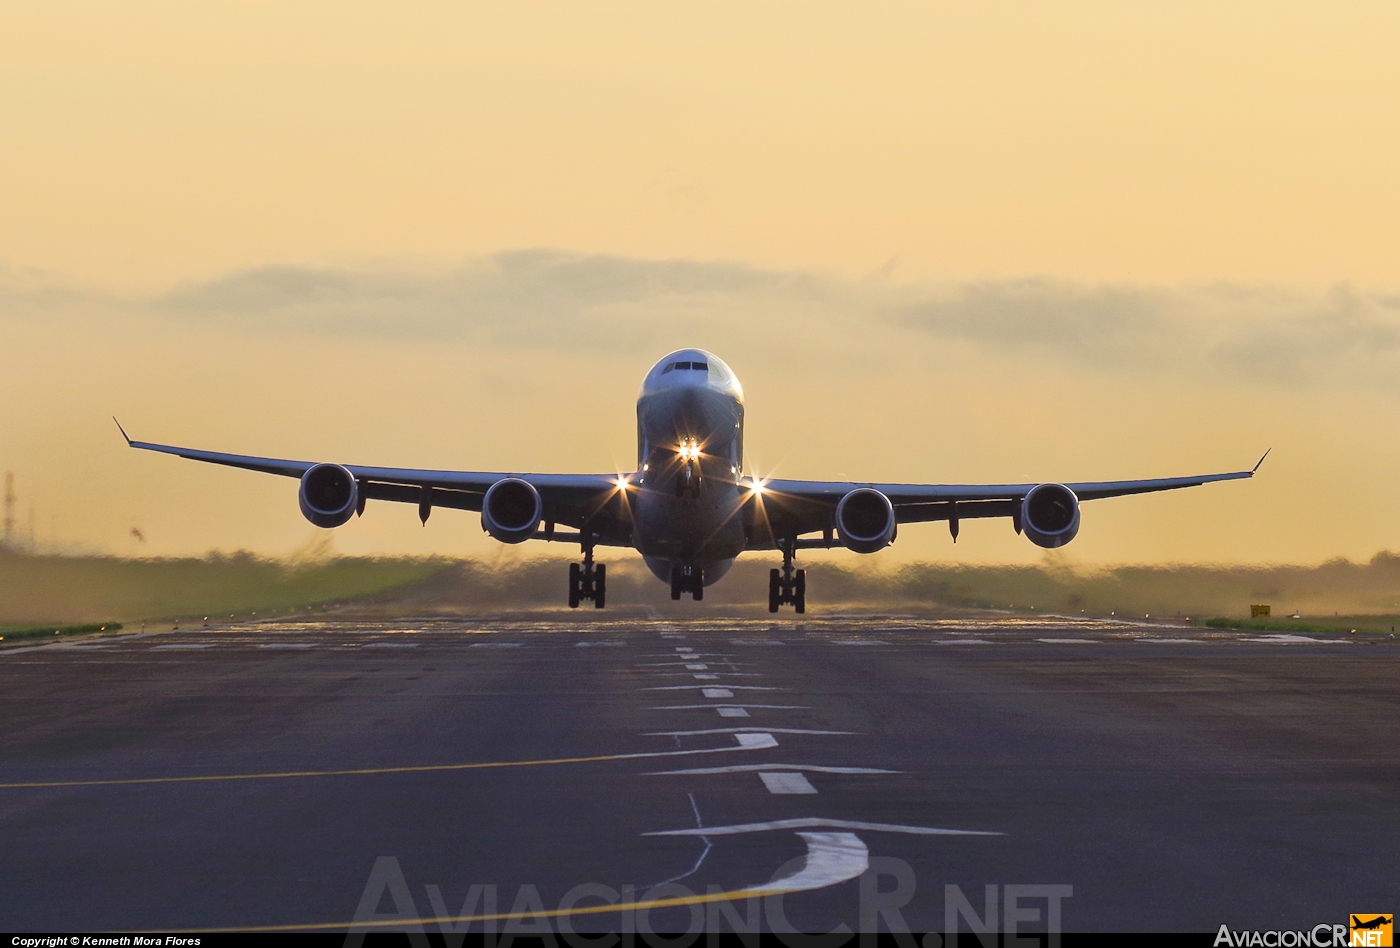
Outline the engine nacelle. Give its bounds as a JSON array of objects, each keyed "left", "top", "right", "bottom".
[
  {"left": 299, "top": 463, "right": 359, "bottom": 529},
  {"left": 835, "top": 488, "right": 897, "bottom": 554},
  {"left": 481, "top": 477, "right": 543, "bottom": 544},
  {"left": 1021, "top": 483, "right": 1081, "bottom": 549}
]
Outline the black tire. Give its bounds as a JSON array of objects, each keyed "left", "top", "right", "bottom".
[
  {"left": 768, "top": 568, "right": 781, "bottom": 613},
  {"left": 594, "top": 564, "right": 606, "bottom": 609},
  {"left": 568, "top": 563, "right": 581, "bottom": 609},
  {"left": 670, "top": 567, "right": 683, "bottom": 601},
  {"left": 794, "top": 569, "right": 806, "bottom": 614}
]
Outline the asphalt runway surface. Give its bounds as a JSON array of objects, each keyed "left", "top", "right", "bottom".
[{"left": 0, "top": 615, "right": 1395, "bottom": 935}]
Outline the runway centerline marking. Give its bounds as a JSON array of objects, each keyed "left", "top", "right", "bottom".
[
  {"left": 645, "top": 704, "right": 811, "bottom": 710},
  {"left": 761, "top": 772, "right": 818, "bottom": 794},
  {"left": 718, "top": 708, "right": 749, "bottom": 717},
  {"left": 644, "top": 684, "right": 780, "bottom": 692},
  {"left": 645, "top": 763, "right": 899, "bottom": 775},
  {"left": 646, "top": 727, "right": 855, "bottom": 737}
]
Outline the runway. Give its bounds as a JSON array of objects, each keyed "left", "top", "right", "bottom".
[{"left": 0, "top": 615, "right": 1395, "bottom": 934}]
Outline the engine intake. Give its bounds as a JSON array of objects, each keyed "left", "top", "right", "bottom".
[
  {"left": 481, "top": 477, "right": 543, "bottom": 544},
  {"left": 1021, "top": 483, "right": 1081, "bottom": 549},
  {"left": 835, "top": 488, "right": 897, "bottom": 554},
  {"left": 299, "top": 463, "right": 359, "bottom": 529}
]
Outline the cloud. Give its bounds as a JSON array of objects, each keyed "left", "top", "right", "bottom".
[
  {"left": 893, "top": 278, "right": 1400, "bottom": 386},
  {"left": 9, "top": 251, "right": 1400, "bottom": 387},
  {"left": 154, "top": 250, "right": 834, "bottom": 349}
]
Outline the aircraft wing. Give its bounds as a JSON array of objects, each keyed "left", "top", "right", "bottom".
[
  {"left": 745, "top": 453, "right": 1266, "bottom": 545},
  {"left": 119, "top": 426, "right": 634, "bottom": 545}
]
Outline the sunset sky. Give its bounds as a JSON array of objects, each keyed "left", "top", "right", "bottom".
[{"left": 2, "top": 1, "right": 1399, "bottom": 565}]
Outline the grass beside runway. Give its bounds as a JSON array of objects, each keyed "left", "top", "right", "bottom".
[
  {"left": 6, "top": 547, "right": 1400, "bottom": 629},
  {"left": 1202, "top": 615, "right": 1400, "bottom": 636},
  {"left": 0, "top": 621, "right": 123, "bottom": 644},
  {"left": 0, "top": 550, "right": 450, "bottom": 628}
]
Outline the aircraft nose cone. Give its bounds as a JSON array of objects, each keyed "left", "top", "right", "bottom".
[{"left": 642, "top": 387, "right": 735, "bottom": 442}]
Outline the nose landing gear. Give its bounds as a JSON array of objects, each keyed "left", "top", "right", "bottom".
[
  {"left": 568, "top": 536, "right": 606, "bottom": 609},
  {"left": 670, "top": 566, "right": 704, "bottom": 601},
  {"left": 768, "top": 537, "right": 805, "bottom": 613}
]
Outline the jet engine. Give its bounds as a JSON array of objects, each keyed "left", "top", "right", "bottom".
[
  {"left": 1020, "top": 483, "right": 1081, "bottom": 549},
  {"left": 835, "top": 488, "right": 897, "bottom": 554},
  {"left": 481, "top": 477, "right": 543, "bottom": 544},
  {"left": 299, "top": 463, "right": 359, "bottom": 529}
]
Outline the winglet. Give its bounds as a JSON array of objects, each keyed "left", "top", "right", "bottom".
[
  {"left": 113, "top": 417, "right": 132, "bottom": 446},
  {"left": 1252, "top": 448, "right": 1271, "bottom": 473}
]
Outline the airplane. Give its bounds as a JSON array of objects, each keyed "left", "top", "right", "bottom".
[
  {"left": 118, "top": 348, "right": 1265, "bottom": 613},
  {"left": 1352, "top": 917, "right": 1393, "bottom": 931}
]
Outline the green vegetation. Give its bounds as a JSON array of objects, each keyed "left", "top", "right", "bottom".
[
  {"left": 0, "top": 622, "right": 123, "bottom": 644},
  {"left": 5, "top": 548, "right": 1400, "bottom": 625},
  {"left": 1201, "top": 616, "right": 1398, "bottom": 636},
  {"left": 0, "top": 551, "right": 450, "bottom": 626},
  {"left": 849, "top": 553, "right": 1400, "bottom": 619}
]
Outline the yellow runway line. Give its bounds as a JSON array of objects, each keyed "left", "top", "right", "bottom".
[
  {"left": 0, "top": 742, "right": 760, "bottom": 790},
  {"left": 177, "top": 885, "right": 796, "bottom": 933}
]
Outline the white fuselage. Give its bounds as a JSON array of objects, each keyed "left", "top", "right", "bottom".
[{"left": 632, "top": 349, "right": 747, "bottom": 586}]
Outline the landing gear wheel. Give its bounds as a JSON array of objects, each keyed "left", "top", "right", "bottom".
[
  {"left": 670, "top": 567, "right": 683, "bottom": 601},
  {"left": 794, "top": 569, "right": 806, "bottom": 614},
  {"left": 568, "top": 563, "right": 581, "bottom": 609},
  {"left": 593, "top": 564, "right": 606, "bottom": 609},
  {"left": 768, "top": 568, "right": 781, "bottom": 613}
]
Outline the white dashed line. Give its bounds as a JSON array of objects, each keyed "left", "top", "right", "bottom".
[
  {"left": 648, "top": 727, "right": 855, "bottom": 737},
  {"left": 258, "top": 644, "right": 316, "bottom": 649},
  {"left": 152, "top": 644, "right": 216, "bottom": 650},
  {"left": 717, "top": 708, "right": 750, "bottom": 718},
  {"left": 829, "top": 640, "right": 888, "bottom": 646},
  {"left": 703, "top": 688, "right": 734, "bottom": 698},
  {"left": 641, "top": 684, "right": 782, "bottom": 692},
  {"left": 684, "top": 663, "right": 708, "bottom": 670},
  {"left": 693, "top": 674, "right": 719, "bottom": 680},
  {"left": 575, "top": 641, "right": 626, "bottom": 647},
  {"left": 469, "top": 642, "right": 524, "bottom": 648},
  {"left": 645, "top": 704, "right": 811, "bottom": 711},
  {"left": 1036, "top": 638, "right": 1097, "bottom": 644},
  {"left": 1136, "top": 638, "right": 1203, "bottom": 644},
  {"left": 645, "top": 764, "right": 899, "bottom": 776},
  {"left": 761, "top": 772, "right": 819, "bottom": 794},
  {"left": 933, "top": 639, "right": 993, "bottom": 646},
  {"left": 362, "top": 643, "right": 420, "bottom": 649},
  {"left": 735, "top": 733, "right": 778, "bottom": 748}
]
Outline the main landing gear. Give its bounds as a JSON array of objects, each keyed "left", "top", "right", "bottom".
[
  {"left": 768, "top": 538, "right": 805, "bottom": 613},
  {"left": 568, "top": 537, "right": 606, "bottom": 609},
  {"left": 671, "top": 566, "right": 704, "bottom": 601}
]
